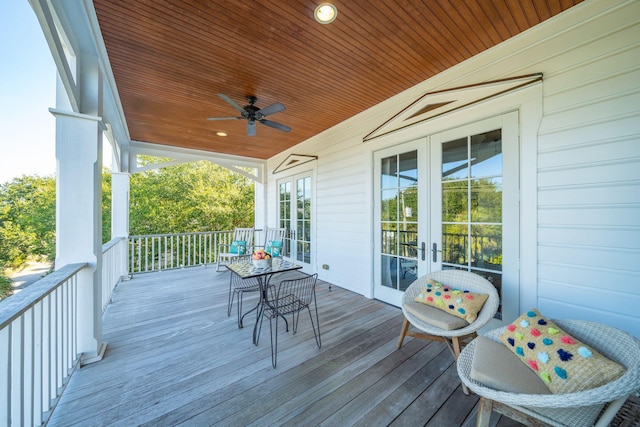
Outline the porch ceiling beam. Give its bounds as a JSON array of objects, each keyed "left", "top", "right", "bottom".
[{"left": 129, "top": 140, "right": 266, "bottom": 183}]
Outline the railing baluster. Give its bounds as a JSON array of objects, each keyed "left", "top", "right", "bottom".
[
  {"left": 33, "top": 302, "right": 42, "bottom": 426},
  {"left": 125, "top": 231, "right": 240, "bottom": 274}
]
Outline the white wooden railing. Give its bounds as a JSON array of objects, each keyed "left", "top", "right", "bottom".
[
  {"left": 0, "top": 237, "right": 128, "bottom": 426},
  {"left": 1, "top": 231, "right": 266, "bottom": 425},
  {"left": 101, "top": 237, "right": 128, "bottom": 311},
  {"left": 128, "top": 230, "right": 265, "bottom": 274},
  {"left": 0, "top": 263, "right": 86, "bottom": 427}
]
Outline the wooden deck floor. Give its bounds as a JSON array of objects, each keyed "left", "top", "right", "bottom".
[{"left": 47, "top": 266, "right": 521, "bottom": 427}]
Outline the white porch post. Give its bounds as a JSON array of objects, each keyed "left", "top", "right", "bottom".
[
  {"left": 111, "top": 172, "right": 130, "bottom": 238},
  {"left": 51, "top": 110, "right": 107, "bottom": 364},
  {"left": 254, "top": 180, "right": 267, "bottom": 230}
]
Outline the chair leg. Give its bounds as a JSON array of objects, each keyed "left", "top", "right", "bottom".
[
  {"left": 269, "top": 314, "right": 279, "bottom": 368},
  {"left": 236, "top": 291, "right": 243, "bottom": 328},
  {"left": 397, "top": 318, "right": 410, "bottom": 349},
  {"left": 255, "top": 308, "right": 265, "bottom": 346},
  {"left": 227, "top": 285, "right": 234, "bottom": 317},
  {"left": 307, "top": 300, "right": 321, "bottom": 348},
  {"left": 217, "top": 254, "right": 221, "bottom": 271},
  {"left": 476, "top": 397, "right": 493, "bottom": 427},
  {"left": 451, "top": 336, "right": 471, "bottom": 395}
]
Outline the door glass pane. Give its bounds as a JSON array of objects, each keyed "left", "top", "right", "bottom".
[
  {"left": 296, "top": 176, "right": 312, "bottom": 264},
  {"left": 442, "top": 223, "right": 468, "bottom": 265},
  {"left": 442, "top": 181, "right": 468, "bottom": 222},
  {"left": 442, "top": 130, "right": 503, "bottom": 318},
  {"left": 279, "top": 182, "right": 292, "bottom": 256},
  {"left": 470, "top": 130, "right": 502, "bottom": 178},
  {"left": 442, "top": 137, "right": 468, "bottom": 180},
  {"left": 379, "top": 150, "right": 418, "bottom": 291},
  {"left": 398, "top": 151, "right": 418, "bottom": 187},
  {"left": 471, "top": 225, "right": 502, "bottom": 272},
  {"left": 381, "top": 155, "right": 397, "bottom": 188},
  {"left": 471, "top": 178, "right": 502, "bottom": 222},
  {"left": 381, "top": 223, "right": 397, "bottom": 255},
  {"left": 381, "top": 189, "right": 398, "bottom": 221}
]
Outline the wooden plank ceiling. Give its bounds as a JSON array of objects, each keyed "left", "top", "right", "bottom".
[{"left": 93, "top": 0, "right": 582, "bottom": 160}]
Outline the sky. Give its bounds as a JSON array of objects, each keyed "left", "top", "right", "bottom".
[{"left": 0, "top": 0, "right": 57, "bottom": 185}]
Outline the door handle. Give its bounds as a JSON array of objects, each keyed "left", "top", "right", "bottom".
[
  {"left": 432, "top": 242, "right": 442, "bottom": 262},
  {"left": 417, "top": 241, "right": 426, "bottom": 261}
]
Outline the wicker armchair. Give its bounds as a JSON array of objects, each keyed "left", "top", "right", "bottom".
[
  {"left": 457, "top": 320, "right": 640, "bottom": 427},
  {"left": 397, "top": 270, "right": 500, "bottom": 393},
  {"left": 217, "top": 227, "right": 254, "bottom": 271}
]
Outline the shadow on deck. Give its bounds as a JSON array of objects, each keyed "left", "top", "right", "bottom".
[{"left": 47, "top": 265, "right": 525, "bottom": 426}]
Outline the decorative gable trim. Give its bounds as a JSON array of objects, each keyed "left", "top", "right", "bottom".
[
  {"left": 273, "top": 154, "right": 318, "bottom": 174},
  {"left": 363, "top": 73, "right": 543, "bottom": 142}
]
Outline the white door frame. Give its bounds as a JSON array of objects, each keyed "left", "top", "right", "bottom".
[
  {"left": 372, "top": 111, "right": 521, "bottom": 325},
  {"left": 277, "top": 171, "right": 315, "bottom": 274}
]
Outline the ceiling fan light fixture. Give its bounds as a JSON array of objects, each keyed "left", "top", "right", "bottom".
[
  {"left": 314, "top": 3, "right": 337, "bottom": 24},
  {"left": 216, "top": 131, "right": 227, "bottom": 137}
]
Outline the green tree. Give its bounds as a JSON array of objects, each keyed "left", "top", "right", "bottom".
[
  {"left": 0, "top": 175, "right": 56, "bottom": 267},
  {"left": 129, "top": 160, "right": 254, "bottom": 235},
  {"left": 0, "top": 272, "right": 11, "bottom": 300},
  {"left": 0, "top": 161, "right": 254, "bottom": 290}
]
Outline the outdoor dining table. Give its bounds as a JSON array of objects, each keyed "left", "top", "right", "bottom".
[{"left": 225, "top": 257, "right": 302, "bottom": 344}]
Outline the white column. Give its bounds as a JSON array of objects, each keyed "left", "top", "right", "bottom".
[
  {"left": 111, "top": 172, "right": 130, "bottom": 238},
  {"left": 254, "top": 180, "right": 267, "bottom": 230},
  {"left": 51, "top": 108, "right": 107, "bottom": 364}
]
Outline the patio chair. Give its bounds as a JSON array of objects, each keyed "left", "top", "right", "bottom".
[
  {"left": 227, "top": 255, "right": 261, "bottom": 328},
  {"left": 397, "top": 269, "right": 499, "bottom": 393},
  {"left": 256, "top": 273, "right": 321, "bottom": 368},
  {"left": 216, "top": 227, "right": 254, "bottom": 271},
  {"left": 255, "top": 227, "right": 287, "bottom": 257},
  {"left": 457, "top": 320, "right": 640, "bottom": 427}
]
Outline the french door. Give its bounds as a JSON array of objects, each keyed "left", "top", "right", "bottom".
[
  {"left": 374, "top": 112, "right": 518, "bottom": 322},
  {"left": 278, "top": 172, "right": 313, "bottom": 272}
]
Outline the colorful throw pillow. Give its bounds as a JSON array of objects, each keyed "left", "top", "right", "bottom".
[
  {"left": 266, "top": 240, "right": 283, "bottom": 257},
  {"left": 414, "top": 279, "right": 488, "bottom": 323},
  {"left": 498, "top": 309, "right": 626, "bottom": 394},
  {"left": 230, "top": 240, "right": 247, "bottom": 255}
]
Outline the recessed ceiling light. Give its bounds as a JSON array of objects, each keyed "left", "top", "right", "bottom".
[
  {"left": 216, "top": 131, "right": 227, "bottom": 137},
  {"left": 314, "top": 3, "right": 338, "bottom": 24}
]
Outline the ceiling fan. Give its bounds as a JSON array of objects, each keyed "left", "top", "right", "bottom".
[{"left": 207, "top": 93, "right": 291, "bottom": 136}]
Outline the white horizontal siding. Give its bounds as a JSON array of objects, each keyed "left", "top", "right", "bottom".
[
  {"left": 314, "top": 144, "right": 373, "bottom": 294},
  {"left": 265, "top": 0, "right": 640, "bottom": 335},
  {"left": 536, "top": 1, "right": 640, "bottom": 336}
]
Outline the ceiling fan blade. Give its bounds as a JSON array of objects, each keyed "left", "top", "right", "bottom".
[
  {"left": 217, "top": 93, "right": 246, "bottom": 114},
  {"left": 247, "top": 121, "right": 256, "bottom": 136},
  {"left": 206, "top": 116, "right": 242, "bottom": 121},
  {"left": 257, "top": 102, "right": 285, "bottom": 117},
  {"left": 259, "top": 119, "right": 291, "bottom": 133}
]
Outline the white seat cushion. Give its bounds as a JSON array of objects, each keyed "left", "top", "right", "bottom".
[
  {"left": 404, "top": 302, "right": 469, "bottom": 331},
  {"left": 470, "top": 336, "right": 551, "bottom": 394}
]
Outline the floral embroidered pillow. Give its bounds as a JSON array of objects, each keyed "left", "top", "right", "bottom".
[
  {"left": 498, "top": 309, "right": 625, "bottom": 394},
  {"left": 414, "top": 279, "right": 489, "bottom": 324}
]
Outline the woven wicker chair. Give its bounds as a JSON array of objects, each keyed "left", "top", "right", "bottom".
[
  {"left": 457, "top": 320, "right": 640, "bottom": 427},
  {"left": 397, "top": 270, "right": 500, "bottom": 393}
]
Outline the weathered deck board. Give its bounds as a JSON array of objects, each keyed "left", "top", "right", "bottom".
[{"left": 47, "top": 265, "right": 522, "bottom": 426}]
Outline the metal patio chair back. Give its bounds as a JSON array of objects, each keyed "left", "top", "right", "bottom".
[{"left": 257, "top": 273, "right": 321, "bottom": 368}]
